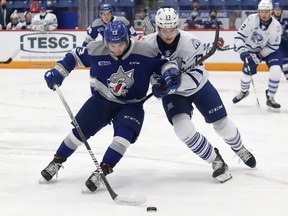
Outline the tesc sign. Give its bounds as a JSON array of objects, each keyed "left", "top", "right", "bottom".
[{"left": 20, "top": 33, "right": 77, "bottom": 53}]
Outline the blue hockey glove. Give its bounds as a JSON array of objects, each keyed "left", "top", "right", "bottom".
[
  {"left": 44, "top": 67, "right": 66, "bottom": 90},
  {"left": 240, "top": 51, "right": 260, "bottom": 66},
  {"left": 152, "top": 72, "right": 181, "bottom": 98},
  {"left": 161, "top": 62, "right": 181, "bottom": 89},
  {"left": 152, "top": 78, "right": 171, "bottom": 98}
]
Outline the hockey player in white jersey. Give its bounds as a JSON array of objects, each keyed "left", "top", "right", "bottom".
[
  {"left": 141, "top": 8, "right": 256, "bottom": 183},
  {"left": 31, "top": 6, "right": 57, "bottom": 32},
  {"left": 232, "top": 0, "right": 282, "bottom": 110}
]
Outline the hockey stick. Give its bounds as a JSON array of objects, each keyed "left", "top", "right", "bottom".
[
  {"left": 0, "top": 49, "right": 20, "bottom": 64},
  {"left": 53, "top": 85, "right": 146, "bottom": 206},
  {"left": 217, "top": 45, "right": 235, "bottom": 51},
  {"left": 245, "top": 58, "right": 261, "bottom": 109},
  {"left": 144, "top": 22, "right": 220, "bottom": 102}
]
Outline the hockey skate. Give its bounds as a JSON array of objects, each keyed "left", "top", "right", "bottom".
[
  {"left": 232, "top": 145, "right": 256, "bottom": 168},
  {"left": 40, "top": 155, "right": 66, "bottom": 182},
  {"left": 265, "top": 90, "right": 280, "bottom": 111},
  {"left": 85, "top": 163, "right": 113, "bottom": 192},
  {"left": 212, "top": 148, "right": 232, "bottom": 183},
  {"left": 232, "top": 91, "right": 249, "bottom": 104}
]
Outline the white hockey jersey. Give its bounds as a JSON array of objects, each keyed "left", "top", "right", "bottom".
[
  {"left": 6, "top": 22, "right": 23, "bottom": 30},
  {"left": 31, "top": 12, "right": 58, "bottom": 32},
  {"left": 234, "top": 13, "right": 282, "bottom": 58},
  {"left": 142, "top": 30, "right": 208, "bottom": 97}
]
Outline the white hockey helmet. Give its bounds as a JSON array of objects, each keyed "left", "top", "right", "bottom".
[
  {"left": 258, "top": 0, "right": 273, "bottom": 11},
  {"left": 155, "top": 8, "right": 179, "bottom": 29}
]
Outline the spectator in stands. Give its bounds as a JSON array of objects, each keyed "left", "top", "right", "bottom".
[
  {"left": 31, "top": 6, "right": 58, "bottom": 32},
  {"left": 6, "top": 10, "right": 23, "bottom": 30},
  {"left": 203, "top": 9, "right": 223, "bottom": 29},
  {"left": 21, "top": 11, "right": 32, "bottom": 30},
  {"left": 0, "top": 0, "right": 13, "bottom": 30},
  {"left": 193, "top": 0, "right": 200, "bottom": 9},
  {"left": 138, "top": 8, "right": 155, "bottom": 35},
  {"left": 184, "top": 7, "right": 203, "bottom": 29}
]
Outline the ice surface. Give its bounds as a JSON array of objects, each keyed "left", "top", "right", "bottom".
[{"left": 0, "top": 69, "right": 288, "bottom": 216}]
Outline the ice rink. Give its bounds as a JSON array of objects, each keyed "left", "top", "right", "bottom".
[{"left": 1, "top": 69, "right": 288, "bottom": 216}]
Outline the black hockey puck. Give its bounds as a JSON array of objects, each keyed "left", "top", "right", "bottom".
[{"left": 147, "top": 206, "right": 157, "bottom": 212}]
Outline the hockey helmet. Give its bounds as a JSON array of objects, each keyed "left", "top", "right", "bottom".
[
  {"left": 155, "top": 8, "right": 179, "bottom": 29},
  {"left": 104, "top": 20, "right": 129, "bottom": 44},
  {"left": 100, "top": 4, "right": 113, "bottom": 13},
  {"left": 273, "top": 2, "right": 282, "bottom": 9},
  {"left": 258, "top": 0, "right": 273, "bottom": 11}
]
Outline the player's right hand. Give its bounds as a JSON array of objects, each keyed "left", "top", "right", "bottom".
[{"left": 44, "top": 68, "right": 64, "bottom": 90}]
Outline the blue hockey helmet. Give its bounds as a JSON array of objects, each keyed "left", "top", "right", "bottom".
[
  {"left": 104, "top": 20, "right": 129, "bottom": 44},
  {"left": 100, "top": 4, "right": 112, "bottom": 13},
  {"left": 273, "top": 2, "right": 282, "bottom": 9}
]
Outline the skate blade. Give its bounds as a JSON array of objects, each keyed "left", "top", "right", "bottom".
[
  {"left": 267, "top": 107, "right": 280, "bottom": 113},
  {"left": 39, "top": 177, "right": 57, "bottom": 184},
  {"left": 215, "top": 172, "right": 232, "bottom": 183},
  {"left": 82, "top": 188, "right": 93, "bottom": 194},
  {"left": 39, "top": 177, "right": 49, "bottom": 184}
]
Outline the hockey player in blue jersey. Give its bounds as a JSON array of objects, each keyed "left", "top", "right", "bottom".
[
  {"left": 82, "top": 3, "right": 137, "bottom": 47},
  {"left": 40, "top": 20, "right": 181, "bottom": 192},
  {"left": 142, "top": 8, "right": 256, "bottom": 183},
  {"left": 232, "top": 0, "right": 283, "bottom": 110},
  {"left": 272, "top": 2, "right": 288, "bottom": 80}
]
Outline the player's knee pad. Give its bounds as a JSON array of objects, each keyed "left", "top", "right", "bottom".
[
  {"left": 213, "top": 117, "right": 237, "bottom": 139},
  {"left": 109, "top": 136, "right": 130, "bottom": 156},
  {"left": 64, "top": 130, "right": 83, "bottom": 150},
  {"left": 269, "top": 65, "right": 282, "bottom": 81},
  {"left": 172, "top": 113, "right": 197, "bottom": 141}
]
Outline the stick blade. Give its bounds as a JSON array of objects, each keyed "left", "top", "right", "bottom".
[{"left": 113, "top": 195, "right": 147, "bottom": 206}]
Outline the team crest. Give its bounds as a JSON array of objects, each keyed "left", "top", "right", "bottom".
[
  {"left": 107, "top": 66, "right": 134, "bottom": 97},
  {"left": 251, "top": 31, "right": 263, "bottom": 44}
]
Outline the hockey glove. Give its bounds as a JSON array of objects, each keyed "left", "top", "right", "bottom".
[
  {"left": 152, "top": 71, "right": 181, "bottom": 98},
  {"left": 240, "top": 51, "right": 261, "bottom": 66},
  {"left": 152, "top": 78, "right": 171, "bottom": 98},
  {"left": 217, "top": 37, "right": 224, "bottom": 49},
  {"left": 44, "top": 65, "right": 68, "bottom": 90}
]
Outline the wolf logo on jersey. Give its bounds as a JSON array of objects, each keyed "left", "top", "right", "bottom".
[
  {"left": 107, "top": 66, "right": 134, "bottom": 97},
  {"left": 251, "top": 31, "right": 264, "bottom": 44}
]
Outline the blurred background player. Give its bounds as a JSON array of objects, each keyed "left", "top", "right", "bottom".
[
  {"left": 0, "top": 0, "right": 13, "bottom": 30},
  {"left": 142, "top": 8, "right": 256, "bottom": 183},
  {"left": 233, "top": 0, "right": 282, "bottom": 110},
  {"left": 272, "top": 2, "right": 288, "bottom": 80},
  {"left": 82, "top": 3, "right": 137, "bottom": 47},
  {"left": 82, "top": 3, "right": 138, "bottom": 95},
  {"left": 6, "top": 10, "right": 23, "bottom": 30},
  {"left": 31, "top": 6, "right": 58, "bottom": 32},
  {"left": 40, "top": 20, "right": 180, "bottom": 192},
  {"left": 138, "top": 8, "right": 155, "bottom": 36}
]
